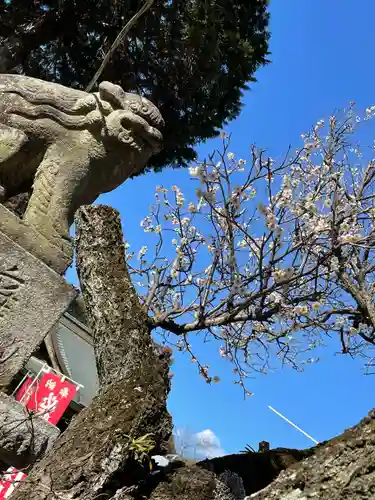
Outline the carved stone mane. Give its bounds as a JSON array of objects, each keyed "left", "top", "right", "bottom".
[
  {"left": 0, "top": 75, "right": 163, "bottom": 131},
  {"left": 0, "top": 75, "right": 164, "bottom": 271}
]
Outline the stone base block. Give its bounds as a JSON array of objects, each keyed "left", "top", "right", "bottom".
[
  {"left": 0, "top": 392, "right": 60, "bottom": 470},
  {"left": 0, "top": 229, "right": 77, "bottom": 387}
]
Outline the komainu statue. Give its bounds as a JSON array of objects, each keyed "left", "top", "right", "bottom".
[{"left": 0, "top": 74, "right": 164, "bottom": 250}]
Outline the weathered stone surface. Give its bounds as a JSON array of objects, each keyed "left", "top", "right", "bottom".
[
  {"left": 0, "top": 74, "right": 164, "bottom": 254},
  {"left": 0, "top": 230, "right": 76, "bottom": 387},
  {"left": 0, "top": 204, "right": 71, "bottom": 273},
  {"left": 198, "top": 448, "right": 313, "bottom": 496},
  {"left": 248, "top": 409, "right": 375, "bottom": 499},
  {"left": 146, "top": 449, "right": 313, "bottom": 500},
  {"left": 150, "top": 469, "right": 246, "bottom": 500},
  {"left": 150, "top": 466, "right": 217, "bottom": 500},
  {"left": 0, "top": 392, "right": 60, "bottom": 470}
]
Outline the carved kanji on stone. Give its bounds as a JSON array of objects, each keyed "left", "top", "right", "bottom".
[{"left": 0, "top": 262, "right": 24, "bottom": 319}]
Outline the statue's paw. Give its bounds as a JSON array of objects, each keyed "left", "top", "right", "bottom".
[
  {"left": 50, "top": 223, "right": 72, "bottom": 249},
  {"left": 44, "top": 227, "right": 73, "bottom": 257},
  {"left": 23, "top": 213, "right": 72, "bottom": 254}
]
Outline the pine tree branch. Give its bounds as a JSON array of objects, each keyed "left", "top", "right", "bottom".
[{"left": 85, "top": 0, "right": 155, "bottom": 92}]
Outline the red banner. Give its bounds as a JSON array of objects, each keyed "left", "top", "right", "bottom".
[
  {"left": 15, "top": 376, "right": 39, "bottom": 407},
  {"left": 15, "top": 372, "right": 79, "bottom": 425},
  {"left": 0, "top": 467, "right": 27, "bottom": 499}
]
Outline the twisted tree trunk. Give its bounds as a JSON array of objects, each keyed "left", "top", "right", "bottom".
[
  {"left": 75, "top": 205, "right": 155, "bottom": 389},
  {"left": 12, "top": 205, "right": 172, "bottom": 500}
]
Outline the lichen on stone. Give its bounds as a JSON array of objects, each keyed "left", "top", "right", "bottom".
[{"left": 214, "top": 470, "right": 246, "bottom": 500}]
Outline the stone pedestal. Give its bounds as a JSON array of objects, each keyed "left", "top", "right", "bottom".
[
  {"left": 0, "top": 214, "right": 77, "bottom": 387},
  {"left": 0, "top": 392, "right": 60, "bottom": 470}
]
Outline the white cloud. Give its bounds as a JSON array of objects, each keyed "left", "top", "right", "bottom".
[
  {"left": 173, "top": 427, "right": 225, "bottom": 459},
  {"left": 194, "top": 429, "right": 225, "bottom": 459}
]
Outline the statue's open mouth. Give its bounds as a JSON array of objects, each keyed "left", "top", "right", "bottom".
[
  {"left": 121, "top": 111, "right": 163, "bottom": 153},
  {"left": 139, "top": 122, "right": 163, "bottom": 152}
]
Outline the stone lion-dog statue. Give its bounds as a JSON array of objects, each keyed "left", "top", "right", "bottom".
[{"left": 0, "top": 74, "right": 164, "bottom": 251}]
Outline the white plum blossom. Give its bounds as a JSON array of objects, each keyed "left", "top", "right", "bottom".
[
  {"left": 188, "top": 202, "right": 197, "bottom": 213},
  {"left": 137, "top": 246, "right": 148, "bottom": 260},
  {"left": 189, "top": 166, "right": 201, "bottom": 177}
]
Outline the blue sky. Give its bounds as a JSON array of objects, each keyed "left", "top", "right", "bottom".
[{"left": 66, "top": 0, "right": 375, "bottom": 455}]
